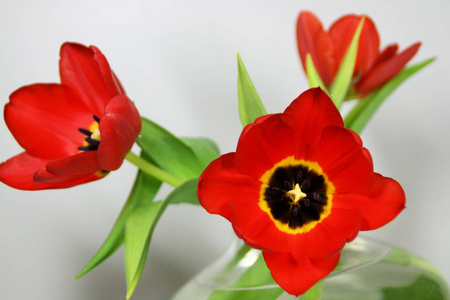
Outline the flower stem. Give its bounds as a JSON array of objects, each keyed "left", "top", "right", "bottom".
[{"left": 125, "top": 151, "right": 183, "bottom": 187}]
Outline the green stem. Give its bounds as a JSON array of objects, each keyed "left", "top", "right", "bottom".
[{"left": 125, "top": 152, "right": 183, "bottom": 187}]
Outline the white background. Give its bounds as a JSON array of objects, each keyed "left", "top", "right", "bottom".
[{"left": 0, "top": 0, "right": 449, "bottom": 299}]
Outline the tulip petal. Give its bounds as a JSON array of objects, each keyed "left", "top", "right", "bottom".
[
  {"left": 297, "top": 11, "right": 336, "bottom": 86},
  {"left": 97, "top": 95, "right": 141, "bottom": 171},
  {"left": 235, "top": 114, "right": 295, "bottom": 180},
  {"left": 329, "top": 15, "right": 380, "bottom": 78},
  {"left": 284, "top": 88, "right": 344, "bottom": 159},
  {"left": 33, "top": 168, "right": 104, "bottom": 186},
  {"left": 355, "top": 42, "right": 421, "bottom": 96},
  {"left": 45, "top": 151, "right": 100, "bottom": 176},
  {"left": 90, "top": 45, "right": 125, "bottom": 96},
  {"left": 59, "top": 42, "right": 111, "bottom": 116},
  {"left": 311, "top": 126, "right": 373, "bottom": 194},
  {"left": 302, "top": 207, "right": 361, "bottom": 258},
  {"left": 263, "top": 250, "right": 339, "bottom": 296},
  {"left": 333, "top": 173, "right": 406, "bottom": 231},
  {"left": 5, "top": 84, "right": 93, "bottom": 158},
  {"left": 0, "top": 152, "right": 102, "bottom": 190},
  {"left": 197, "top": 153, "right": 248, "bottom": 221}
]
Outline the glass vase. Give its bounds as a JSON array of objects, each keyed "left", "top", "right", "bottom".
[{"left": 172, "top": 235, "right": 449, "bottom": 300}]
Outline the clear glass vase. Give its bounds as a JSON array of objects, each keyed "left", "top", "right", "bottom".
[{"left": 172, "top": 235, "right": 449, "bottom": 300}]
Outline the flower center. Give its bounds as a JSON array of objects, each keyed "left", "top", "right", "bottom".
[
  {"left": 78, "top": 115, "right": 101, "bottom": 152},
  {"left": 258, "top": 156, "right": 335, "bottom": 234}
]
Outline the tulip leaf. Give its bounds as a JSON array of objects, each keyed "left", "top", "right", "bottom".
[
  {"left": 124, "top": 179, "right": 199, "bottom": 299},
  {"left": 344, "top": 57, "right": 435, "bottom": 134},
  {"left": 330, "top": 16, "right": 365, "bottom": 109},
  {"left": 305, "top": 53, "right": 328, "bottom": 94},
  {"left": 75, "top": 151, "right": 162, "bottom": 279},
  {"left": 208, "top": 254, "right": 283, "bottom": 300},
  {"left": 138, "top": 117, "right": 205, "bottom": 180},
  {"left": 237, "top": 53, "right": 267, "bottom": 127},
  {"left": 180, "top": 137, "right": 220, "bottom": 170}
]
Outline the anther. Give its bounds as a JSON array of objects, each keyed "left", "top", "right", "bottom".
[
  {"left": 312, "top": 192, "right": 320, "bottom": 201},
  {"left": 93, "top": 115, "right": 101, "bottom": 123},
  {"left": 78, "top": 146, "right": 93, "bottom": 152},
  {"left": 296, "top": 171, "right": 303, "bottom": 183},
  {"left": 284, "top": 181, "right": 292, "bottom": 190},
  {"left": 302, "top": 178, "right": 310, "bottom": 190},
  {"left": 85, "top": 137, "right": 100, "bottom": 147},
  {"left": 292, "top": 206, "right": 299, "bottom": 216},
  {"left": 303, "top": 198, "right": 311, "bottom": 208},
  {"left": 282, "top": 194, "right": 292, "bottom": 202},
  {"left": 78, "top": 128, "right": 92, "bottom": 136},
  {"left": 271, "top": 187, "right": 281, "bottom": 193}
]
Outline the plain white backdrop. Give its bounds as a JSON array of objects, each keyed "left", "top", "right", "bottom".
[{"left": 0, "top": 0, "right": 449, "bottom": 299}]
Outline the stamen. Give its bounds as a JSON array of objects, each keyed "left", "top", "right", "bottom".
[
  {"left": 282, "top": 194, "right": 292, "bottom": 202},
  {"left": 303, "top": 198, "right": 311, "bottom": 207},
  {"left": 284, "top": 181, "right": 292, "bottom": 190},
  {"left": 302, "top": 178, "right": 310, "bottom": 190},
  {"left": 296, "top": 171, "right": 303, "bottom": 183},
  {"left": 271, "top": 187, "right": 281, "bottom": 193},
  {"left": 78, "top": 146, "right": 93, "bottom": 152},
  {"left": 292, "top": 206, "right": 299, "bottom": 216},
  {"left": 312, "top": 192, "right": 320, "bottom": 201},
  {"left": 78, "top": 128, "right": 92, "bottom": 136},
  {"left": 93, "top": 115, "right": 101, "bottom": 123},
  {"left": 85, "top": 137, "right": 101, "bottom": 147}
]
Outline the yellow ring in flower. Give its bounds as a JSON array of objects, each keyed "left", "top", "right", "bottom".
[{"left": 258, "top": 156, "right": 335, "bottom": 235}]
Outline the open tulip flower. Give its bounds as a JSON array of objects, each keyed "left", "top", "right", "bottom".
[
  {"left": 197, "top": 88, "right": 406, "bottom": 295},
  {"left": 297, "top": 11, "right": 421, "bottom": 98},
  {"left": 0, "top": 42, "right": 141, "bottom": 190}
]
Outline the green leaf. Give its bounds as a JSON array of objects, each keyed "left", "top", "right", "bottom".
[
  {"left": 124, "top": 180, "right": 199, "bottom": 299},
  {"left": 305, "top": 53, "right": 328, "bottom": 94},
  {"left": 208, "top": 254, "right": 283, "bottom": 300},
  {"left": 75, "top": 152, "right": 162, "bottom": 279},
  {"left": 168, "top": 178, "right": 200, "bottom": 205},
  {"left": 344, "top": 57, "right": 435, "bottom": 134},
  {"left": 138, "top": 117, "right": 205, "bottom": 180},
  {"left": 237, "top": 52, "right": 267, "bottom": 127},
  {"left": 299, "top": 281, "right": 324, "bottom": 300},
  {"left": 330, "top": 16, "right": 365, "bottom": 109},
  {"left": 180, "top": 137, "right": 220, "bottom": 170}
]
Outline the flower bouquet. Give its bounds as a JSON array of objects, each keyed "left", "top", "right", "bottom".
[{"left": 0, "top": 8, "right": 448, "bottom": 300}]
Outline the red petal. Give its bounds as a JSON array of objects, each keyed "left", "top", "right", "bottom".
[
  {"left": 0, "top": 152, "right": 103, "bottom": 190},
  {"left": 297, "top": 11, "right": 336, "bottom": 86},
  {"left": 5, "top": 84, "right": 93, "bottom": 158},
  {"left": 355, "top": 42, "right": 421, "bottom": 96},
  {"left": 333, "top": 173, "right": 406, "bottom": 231},
  {"left": 33, "top": 168, "right": 104, "bottom": 186},
  {"left": 198, "top": 152, "right": 288, "bottom": 252},
  {"left": 45, "top": 151, "right": 100, "bottom": 176},
  {"left": 59, "top": 42, "right": 111, "bottom": 116},
  {"left": 284, "top": 88, "right": 344, "bottom": 160},
  {"left": 235, "top": 114, "right": 295, "bottom": 180},
  {"left": 197, "top": 153, "right": 248, "bottom": 221},
  {"left": 373, "top": 44, "right": 399, "bottom": 66},
  {"left": 311, "top": 126, "right": 373, "bottom": 194},
  {"left": 263, "top": 250, "right": 339, "bottom": 296},
  {"left": 302, "top": 207, "right": 361, "bottom": 258},
  {"left": 97, "top": 95, "right": 141, "bottom": 171},
  {"left": 230, "top": 197, "right": 289, "bottom": 252},
  {"left": 90, "top": 45, "right": 125, "bottom": 96},
  {"left": 329, "top": 15, "right": 380, "bottom": 78}
]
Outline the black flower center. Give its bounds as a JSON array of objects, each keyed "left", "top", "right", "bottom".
[
  {"left": 78, "top": 115, "right": 101, "bottom": 152},
  {"left": 259, "top": 157, "right": 334, "bottom": 234}
]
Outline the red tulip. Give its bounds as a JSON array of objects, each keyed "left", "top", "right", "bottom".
[
  {"left": 297, "top": 11, "right": 421, "bottom": 97},
  {"left": 0, "top": 43, "right": 141, "bottom": 190},
  {"left": 197, "top": 88, "right": 405, "bottom": 295}
]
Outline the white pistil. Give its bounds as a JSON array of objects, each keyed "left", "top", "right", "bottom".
[
  {"left": 287, "top": 183, "right": 307, "bottom": 203},
  {"left": 91, "top": 127, "right": 101, "bottom": 141}
]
